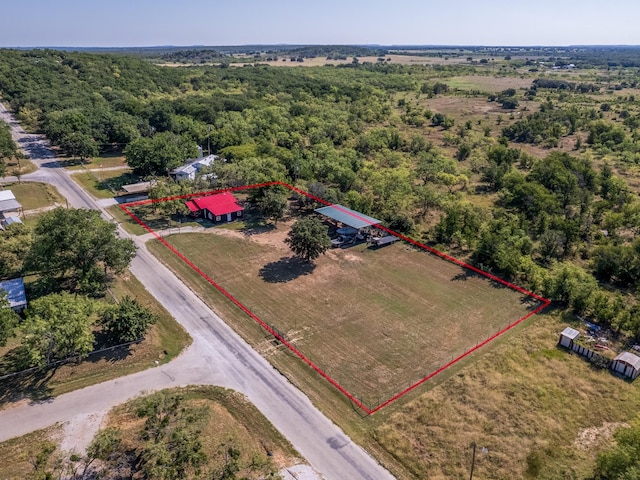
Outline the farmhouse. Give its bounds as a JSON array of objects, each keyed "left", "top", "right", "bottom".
[
  {"left": 170, "top": 154, "right": 218, "bottom": 181},
  {"left": 185, "top": 192, "right": 244, "bottom": 223},
  {"left": 0, "top": 277, "right": 27, "bottom": 312},
  {"left": 612, "top": 352, "right": 640, "bottom": 380},
  {"left": 0, "top": 190, "right": 22, "bottom": 220}
]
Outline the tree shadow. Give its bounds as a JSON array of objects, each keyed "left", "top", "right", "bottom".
[
  {"left": 88, "top": 332, "right": 136, "bottom": 363},
  {"left": 450, "top": 268, "right": 483, "bottom": 282},
  {"left": 259, "top": 256, "right": 316, "bottom": 283},
  {"left": 0, "top": 363, "right": 57, "bottom": 407}
]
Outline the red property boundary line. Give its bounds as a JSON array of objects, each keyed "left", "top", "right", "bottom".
[{"left": 120, "top": 181, "right": 551, "bottom": 415}]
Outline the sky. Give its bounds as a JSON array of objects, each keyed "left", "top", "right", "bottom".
[{"left": 2, "top": 0, "right": 639, "bottom": 48}]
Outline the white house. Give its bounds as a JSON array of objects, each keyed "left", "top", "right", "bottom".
[{"left": 170, "top": 154, "right": 218, "bottom": 181}]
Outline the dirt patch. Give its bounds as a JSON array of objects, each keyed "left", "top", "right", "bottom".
[
  {"left": 58, "top": 409, "right": 109, "bottom": 454},
  {"left": 574, "top": 422, "right": 627, "bottom": 451}
]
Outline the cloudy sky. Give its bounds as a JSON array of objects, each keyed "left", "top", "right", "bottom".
[{"left": 2, "top": 0, "right": 638, "bottom": 47}]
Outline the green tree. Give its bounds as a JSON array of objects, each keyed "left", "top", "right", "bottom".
[
  {"left": 543, "top": 262, "right": 598, "bottom": 314},
  {"left": 0, "top": 222, "right": 32, "bottom": 278},
  {"left": 59, "top": 132, "right": 99, "bottom": 161},
  {"left": 22, "top": 292, "right": 95, "bottom": 366},
  {"left": 101, "top": 296, "right": 157, "bottom": 344},
  {"left": 26, "top": 208, "right": 136, "bottom": 293},
  {"left": 0, "top": 291, "right": 19, "bottom": 347},
  {"left": 594, "top": 421, "right": 640, "bottom": 479},
  {"left": 125, "top": 132, "right": 198, "bottom": 176},
  {"left": 80, "top": 428, "right": 123, "bottom": 479},
  {"left": 257, "top": 190, "right": 288, "bottom": 225},
  {"left": 285, "top": 216, "right": 331, "bottom": 262},
  {"left": 434, "top": 202, "right": 486, "bottom": 249},
  {"left": 136, "top": 392, "right": 207, "bottom": 480}
]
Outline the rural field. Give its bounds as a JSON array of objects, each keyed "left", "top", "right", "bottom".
[{"left": 137, "top": 203, "right": 539, "bottom": 408}]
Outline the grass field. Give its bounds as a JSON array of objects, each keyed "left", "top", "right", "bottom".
[
  {"left": 0, "top": 426, "right": 59, "bottom": 480},
  {"left": 371, "top": 311, "right": 640, "bottom": 479},
  {"left": 443, "top": 75, "right": 533, "bottom": 93},
  {"left": 0, "top": 272, "right": 191, "bottom": 409},
  {"left": 1, "top": 182, "right": 64, "bottom": 211},
  {"left": 144, "top": 216, "right": 538, "bottom": 407},
  {"left": 71, "top": 168, "right": 137, "bottom": 199},
  {"left": 3, "top": 156, "right": 37, "bottom": 176},
  {"left": 63, "top": 152, "right": 127, "bottom": 170}
]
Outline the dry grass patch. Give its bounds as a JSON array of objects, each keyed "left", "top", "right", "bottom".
[
  {"left": 64, "top": 151, "right": 127, "bottom": 170},
  {"left": 105, "top": 386, "right": 302, "bottom": 476},
  {"left": 71, "top": 168, "right": 136, "bottom": 199},
  {"left": 444, "top": 75, "right": 533, "bottom": 93},
  {"left": 4, "top": 156, "right": 37, "bottom": 176},
  {"left": 1, "top": 181, "right": 64, "bottom": 211},
  {"left": 371, "top": 311, "right": 640, "bottom": 479},
  {"left": 147, "top": 220, "right": 536, "bottom": 408},
  {"left": 0, "top": 425, "right": 60, "bottom": 480}
]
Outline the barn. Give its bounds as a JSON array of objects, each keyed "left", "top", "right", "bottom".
[
  {"left": 185, "top": 192, "right": 244, "bottom": 223},
  {"left": 612, "top": 352, "right": 640, "bottom": 380}
]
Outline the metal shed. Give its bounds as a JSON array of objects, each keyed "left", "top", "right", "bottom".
[
  {"left": 559, "top": 327, "right": 580, "bottom": 348},
  {"left": 0, "top": 277, "right": 27, "bottom": 312},
  {"left": 612, "top": 352, "right": 640, "bottom": 380},
  {"left": 314, "top": 204, "right": 381, "bottom": 230}
]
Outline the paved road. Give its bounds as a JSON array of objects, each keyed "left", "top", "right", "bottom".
[{"left": 0, "top": 103, "right": 395, "bottom": 480}]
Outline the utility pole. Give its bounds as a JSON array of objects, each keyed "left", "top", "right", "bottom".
[{"left": 207, "top": 126, "right": 211, "bottom": 156}]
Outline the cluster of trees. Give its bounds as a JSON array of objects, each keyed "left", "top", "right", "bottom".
[
  {"left": 0, "top": 120, "right": 18, "bottom": 177},
  {"left": 0, "top": 208, "right": 154, "bottom": 368},
  {"left": 26, "top": 391, "right": 280, "bottom": 480},
  {"left": 431, "top": 149, "right": 640, "bottom": 337},
  {"left": 5, "top": 49, "right": 640, "bottom": 329}
]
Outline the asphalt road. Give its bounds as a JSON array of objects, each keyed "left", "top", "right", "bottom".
[{"left": 0, "top": 103, "right": 396, "bottom": 480}]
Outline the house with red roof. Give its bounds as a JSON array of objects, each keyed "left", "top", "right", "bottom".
[{"left": 185, "top": 192, "right": 244, "bottom": 223}]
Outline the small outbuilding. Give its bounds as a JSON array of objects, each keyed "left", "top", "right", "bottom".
[
  {"left": 559, "top": 327, "right": 580, "bottom": 348},
  {"left": 0, "top": 190, "right": 22, "bottom": 218},
  {"left": 0, "top": 277, "right": 27, "bottom": 312},
  {"left": 185, "top": 192, "right": 243, "bottom": 223},
  {"left": 612, "top": 352, "right": 640, "bottom": 380}
]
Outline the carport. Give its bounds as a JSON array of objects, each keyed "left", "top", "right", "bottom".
[{"left": 314, "top": 204, "right": 382, "bottom": 230}]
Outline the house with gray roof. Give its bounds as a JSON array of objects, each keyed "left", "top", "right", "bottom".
[{"left": 170, "top": 154, "right": 218, "bottom": 181}]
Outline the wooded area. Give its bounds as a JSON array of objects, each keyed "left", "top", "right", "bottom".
[
  {"left": 2, "top": 47, "right": 638, "bottom": 336},
  {"left": 5, "top": 45, "right": 640, "bottom": 478}
]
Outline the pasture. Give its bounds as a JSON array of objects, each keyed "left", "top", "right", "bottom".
[{"left": 144, "top": 213, "right": 538, "bottom": 408}]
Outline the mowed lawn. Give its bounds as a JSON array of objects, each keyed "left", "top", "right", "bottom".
[{"left": 153, "top": 226, "right": 537, "bottom": 404}]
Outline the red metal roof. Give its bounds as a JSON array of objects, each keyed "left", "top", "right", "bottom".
[
  {"left": 185, "top": 200, "right": 199, "bottom": 213},
  {"left": 187, "top": 192, "right": 243, "bottom": 216}
]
